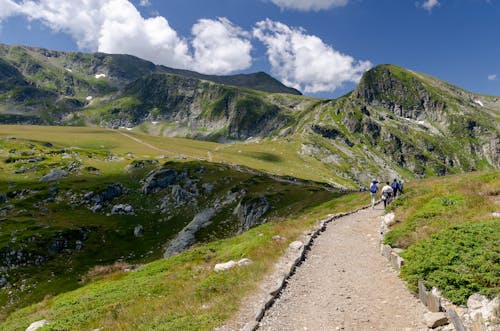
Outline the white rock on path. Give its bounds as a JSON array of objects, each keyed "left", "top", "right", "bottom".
[
  {"left": 289, "top": 241, "right": 303, "bottom": 250},
  {"left": 26, "top": 319, "right": 49, "bottom": 331},
  {"left": 214, "top": 260, "right": 237, "bottom": 272},
  {"left": 382, "top": 212, "right": 396, "bottom": 226}
]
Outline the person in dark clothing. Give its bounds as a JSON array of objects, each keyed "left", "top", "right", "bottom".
[
  {"left": 398, "top": 180, "right": 403, "bottom": 195},
  {"left": 391, "top": 179, "right": 399, "bottom": 198}
]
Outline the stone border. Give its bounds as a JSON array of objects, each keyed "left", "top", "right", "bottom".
[{"left": 242, "top": 204, "right": 374, "bottom": 331}]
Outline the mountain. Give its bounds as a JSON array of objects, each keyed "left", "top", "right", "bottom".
[
  {"left": 0, "top": 43, "right": 300, "bottom": 125},
  {"left": 0, "top": 44, "right": 499, "bottom": 183}
]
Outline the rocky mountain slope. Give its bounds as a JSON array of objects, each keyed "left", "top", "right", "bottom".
[
  {"left": 0, "top": 134, "right": 338, "bottom": 316},
  {"left": 0, "top": 44, "right": 499, "bottom": 184}
]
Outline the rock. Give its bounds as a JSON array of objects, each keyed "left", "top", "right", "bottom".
[
  {"left": 202, "top": 183, "right": 214, "bottom": 193},
  {"left": 90, "top": 204, "right": 103, "bottom": 213},
  {"left": 75, "top": 240, "right": 83, "bottom": 252},
  {"left": 237, "top": 258, "right": 253, "bottom": 266},
  {"left": 110, "top": 204, "right": 134, "bottom": 215},
  {"left": 142, "top": 168, "right": 183, "bottom": 194},
  {"left": 272, "top": 235, "right": 285, "bottom": 242},
  {"left": 0, "top": 192, "right": 6, "bottom": 204},
  {"left": 26, "top": 319, "right": 49, "bottom": 331},
  {"left": 492, "top": 212, "right": 500, "bottom": 218},
  {"left": 164, "top": 208, "right": 216, "bottom": 257},
  {"left": 424, "top": 312, "right": 449, "bottom": 328},
  {"left": 214, "top": 260, "right": 237, "bottom": 272},
  {"left": 467, "top": 293, "right": 499, "bottom": 321},
  {"left": 39, "top": 169, "right": 67, "bottom": 182},
  {"left": 382, "top": 212, "right": 396, "bottom": 226},
  {"left": 171, "top": 185, "right": 193, "bottom": 205},
  {"left": 289, "top": 241, "right": 303, "bottom": 250},
  {"left": 234, "top": 195, "right": 269, "bottom": 232},
  {"left": 134, "top": 225, "right": 144, "bottom": 237},
  {"left": 95, "top": 183, "right": 125, "bottom": 203},
  {"left": 0, "top": 276, "right": 7, "bottom": 287}
]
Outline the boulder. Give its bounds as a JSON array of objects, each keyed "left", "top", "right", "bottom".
[
  {"left": 134, "top": 225, "right": 144, "bottom": 237},
  {"left": 95, "top": 183, "right": 125, "bottom": 203},
  {"left": 214, "top": 260, "right": 237, "bottom": 272},
  {"left": 142, "top": 168, "right": 183, "bottom": 194},
  {"left": 110, "top": 204, "right": 134, "bottom": 215},
  {"left": 382, "top": 212, "right": 396, "bottom": 226},
  {"left": 492, "top": 212, "right": 500, "bottom": 218},
  {"left": 164, "top": 208, "right": 216, "bottom": 257},
  {"left": 467, "top": 293, "right": 499, "bottom": 321},
  {"left": 39, "top": 170, "right": 67, "bottom": 182},
  {"left": 237, "top": 258, "right": 253, "bottom": 266},
  {"left": 424, "top": 312, "right": 449, "bottom": 328},
  {"left": 289, "top": 241, "right": 303, "bottom": 250},
  {"left": 171, "top": 185, "right": 193, "bottom": 205},
  {"left": 26, "top": 319, "right": 49, "bottom": 331}
]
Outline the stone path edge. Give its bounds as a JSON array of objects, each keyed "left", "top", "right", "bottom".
[{"left": 241, "top": 203, "right": 378, "bottom": 331}]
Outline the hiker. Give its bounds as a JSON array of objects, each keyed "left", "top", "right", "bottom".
[
  {"left": 381, "top": 181, "right": 393, "bottom": 208},
  {"left": 391, "top": 178, "right": 399, "bottom": 197},
  {"left": 398, "top": 180, "right": 404, "bottom": 195},
  {"left": 369, "top": 179, "right": 379, "bottom": 209}
]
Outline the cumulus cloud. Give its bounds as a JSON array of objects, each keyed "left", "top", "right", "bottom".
[
  {"left": 253, "top": 19, "right": 371, "bottom": 93},
  {"left": 488, "top": 74, "right": 497, "bottom": 81},
  {"left": 0, "top": 0, "right": 252, "bottom": 74},
  {"left": 192, "top": 18, "right": 252, "bottom": 74},
  {"left": 138, "top": 0, "right": 150, "bottom": 6},
  {"left": 269, "top": 0, "right": 348, "bottom": 11},
  {"left": 421, "top": 0, "right": 440, "bottom": 11}
]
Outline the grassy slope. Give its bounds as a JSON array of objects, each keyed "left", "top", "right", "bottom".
[
  {"left": 0, "top": 169, "right": 368, "bottom": 330},
  {"left": 384, "top": 171, "right": 499, "bottom": 304},
  {"left": 0, "top": 124, "right": 368, "bottom": 329},
  {"left": 0, "top": 125, "right": 354, "bottom": 187}
]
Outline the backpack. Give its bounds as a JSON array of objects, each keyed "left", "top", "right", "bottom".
[
  {"left": 391, "top": 181, "right": 398, "bottom": 190},
  {"left": 369, "top": 183, "right": 378, "bottom": 193}
]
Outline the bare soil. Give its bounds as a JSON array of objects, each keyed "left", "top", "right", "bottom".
[{"left": 255, "top": 207, "right": 429, "bottom": 330}]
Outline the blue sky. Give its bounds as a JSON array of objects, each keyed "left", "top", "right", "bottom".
[{"left": 0, "top": 0, "right": 498, "bottom": 98}]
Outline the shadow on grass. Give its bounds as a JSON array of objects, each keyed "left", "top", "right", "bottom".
[{"left": 243, "top": 151, "right": 283, "bottom": 163}]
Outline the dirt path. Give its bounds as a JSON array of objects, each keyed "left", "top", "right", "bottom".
[{"left": 258, "top": 207, "right": 428, "bottom": 331}]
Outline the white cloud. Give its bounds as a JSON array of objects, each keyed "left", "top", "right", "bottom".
[
  {"left": 0, "top": 0, "right": 21, "bottom": 22},
  {"left": 192, "top": 18, "right": 252, "bottom": 74},
  {"left": 269, "top": 0, "right": 348, "bottom": 11},
  {"left": 0, "top": 0, "right": 252, "bottom": 74},
  {"left": 421, "top": 0, "right": 440, "bottom": 11},
  {"left": 253, "top": 19, "right": 371, "bottom": 93},
  {"left": 488, "top": 74, "right": 497, "bottom": 81},
  {"left": 138, "top": 0, "right": 150, "bottom": 6}
]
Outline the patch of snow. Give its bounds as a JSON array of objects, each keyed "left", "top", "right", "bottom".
[
  {"left": 86, "top": 96, "right": 93, "bottom": 101},
  {"left": 94, "top": 73, "right": 106, "bottom": 79},
  {"left": 152, "top": 121, "right": 159, "bottom": 125},
  {"left": 64, "top": 68, "right": 72, "bottom": 72},
  {"left": 474, "top": 99, "right": 484, "bottom": 107}
]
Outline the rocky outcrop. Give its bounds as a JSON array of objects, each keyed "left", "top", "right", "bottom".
[
  {"left": 142, "top": 168, "right": 184, "bottom": 194},
  {"left": 39, "top": 169, "right": 67, "bottom": 182},
  {"left": 110, "top": 204, "right": 134, "bottom": 215},
  {"left": 164, "top": 208, "right": 216, "bottom": 257},
  {"left": 234, "top": 195, "right": 270, "bottom": 232}
]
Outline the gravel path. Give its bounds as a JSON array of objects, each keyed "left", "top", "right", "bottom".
[{"left": 258, "top": 207, "right": 428, "bottom": 331}]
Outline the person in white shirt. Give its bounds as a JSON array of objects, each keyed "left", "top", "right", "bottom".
[{"left": 381, "top": 181, "right": 393, "bottom": 208}]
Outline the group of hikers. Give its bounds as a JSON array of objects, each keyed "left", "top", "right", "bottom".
[{"left": 369, "top": 178, "right": 403, "bottom": 208}]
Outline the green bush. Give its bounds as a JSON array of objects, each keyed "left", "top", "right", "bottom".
[{"left": 400, "top": 220, "right": 500, "bottom": 305}]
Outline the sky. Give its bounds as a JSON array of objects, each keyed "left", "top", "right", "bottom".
[{"left": 0, "top": 0, "right": 499, "bottom": 98}]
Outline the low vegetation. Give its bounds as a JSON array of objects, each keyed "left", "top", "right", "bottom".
[{"left": 384, "top": 171, "right": 499, "bottom": 304}]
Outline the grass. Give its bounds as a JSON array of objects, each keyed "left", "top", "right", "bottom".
[
  {"left": 383, "top": 170, "right": 500, "bottom": 305},
  {"left": 0, "top": 191, "right": 368, "bottom": 331},
  {"left": 0, "top": 129, "right": 366, "bottom": 324}
]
